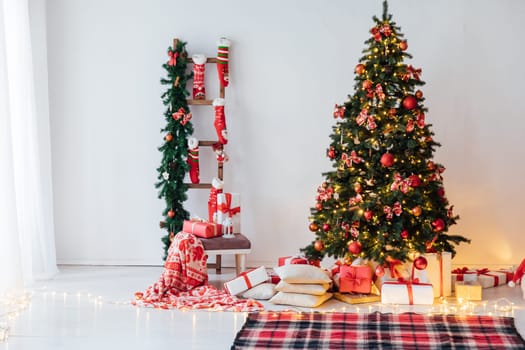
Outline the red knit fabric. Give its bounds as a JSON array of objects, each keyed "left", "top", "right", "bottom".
[{"left": 134, "top": 232, "right": 263, "bottom": 312}]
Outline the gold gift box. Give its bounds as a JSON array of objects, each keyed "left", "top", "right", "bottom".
[
  {"left": 334, "top": 284, "right": 381, "bottom": 305},
  {"left": 455, "top": 281, "right": 482, "bottom": 301}
]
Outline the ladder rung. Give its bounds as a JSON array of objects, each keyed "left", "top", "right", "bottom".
[
  {"left": 188, "top": 57, "right": 218, "bottom": 64},
  {"left": 188, "top": 99, "right": 213, "bottom": 105},
  {"left": 186, "top": 183, "right": 212, "bottom": 189},
  {"left": 198, "top": 140, "right": 220, "bottom": 147}
]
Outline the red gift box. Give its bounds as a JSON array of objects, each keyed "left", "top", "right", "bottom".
[
  {"left": 268, "top": 273, "right": 281, "bottom": 285},
  {"left": 278, "top": 256, "right": 309, "bottom": 266},
  {"left": 182, "top": 220, "right": 221, "bottom": 238},
  {"left": 339, "top": 265, "right": 372, "bottom": 294}
]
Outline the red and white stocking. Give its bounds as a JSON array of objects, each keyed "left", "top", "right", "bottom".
[
  {"left": 187, "top": 137, "right": 200, "bottom": 184},
  {"left": 216, "top": 37, "right": 231, "bottom": 87},
  {"left": 213, "top": 98, "right": 228, "bottom": 144},
  {"left": 192, "top": 54, "right": 206, "bottom": 100},
  {"left": 208, "top": 177, "right": 224, "bottom": 223}
]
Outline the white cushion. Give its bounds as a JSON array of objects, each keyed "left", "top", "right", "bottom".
[
  {"left": 275, "top": 280, "right": 330, "bottom": 296},
  {"left": 269, "top": 291, "right": 332, "bottom": 308},
  {"left": 241, "top": 283, "right": 276, "bottom": 300},
  {"left": 274, "top": 264, "right": 331, "bottom": 284}
]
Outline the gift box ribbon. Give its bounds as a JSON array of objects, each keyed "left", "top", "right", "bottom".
[
  {"left": 384, "top": 280, "right": 431, "bottom": 305},
  {"left": 477, "top": 268, "right": 500, "bottom": 286},
  {"left": 190, "top": 221, "right": 217, "bottom": 236},
  {"left": 452, "top": 267, "right": 476, "bottom": 282},
  {"left": 239, "top": 268, "right": 259, "bottom": 289},
  {"left": 341, "top": 270, "right": 365, "bottom": 289},
  {"left": 217, "top": 193, "right": 241, "bottom": 218}
]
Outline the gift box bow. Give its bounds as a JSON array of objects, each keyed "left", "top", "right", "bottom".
[
  {"left": 341, "top": 267, "right": 371, "bottom": 288},
  {"left": 452, "top": 266, "right": 476, "bottom": 281},
  {"left": 452, "top": 267, "right": 470, "bottom": 274},
  {"left": 217, "top": 193, "right": 241, "bottom": 217}
]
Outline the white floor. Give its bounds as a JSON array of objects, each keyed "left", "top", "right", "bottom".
[{"left": 1, "top": 266, "right": 525, "bottom": 350}]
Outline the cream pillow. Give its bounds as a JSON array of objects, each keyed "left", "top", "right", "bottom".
[
  {"left": 241, "top": 283, "right": 276, "bottom": 300},
  {"left": 269, "top": 291, "right": 333, "bottom": 308},
  {"left": 274, "top": 264, "right": 331, "bottom": 284},
  {"left": 275, "top": 280, "right": 330, "bottom": 296}
]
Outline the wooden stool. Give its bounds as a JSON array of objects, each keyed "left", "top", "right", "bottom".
[{"left": 200, "top": 234, "right": 251, "bottom": 275}]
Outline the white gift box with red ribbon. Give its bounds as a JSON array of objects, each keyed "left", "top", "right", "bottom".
[
  {"left": 381, "top": 281, "right": 434, "bottom": 305},
  {"left": 474, "top": 269, "right": 508, "bottom": 289},
  {"left": 224, "top": 266, "right": 268, "bottom": 295},
  {"left": 216, "top": 192, "right": 241, "bottom": 234}
]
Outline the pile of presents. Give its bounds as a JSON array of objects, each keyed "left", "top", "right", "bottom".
[{"left": 222, "top": 253, "right": 518, "bottom": 307}]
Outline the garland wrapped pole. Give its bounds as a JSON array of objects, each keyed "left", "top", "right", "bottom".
[{"left": 156, "top": 39, "right": 194, "bottom": 259}]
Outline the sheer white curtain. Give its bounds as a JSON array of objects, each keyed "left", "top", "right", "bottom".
[{"left": 0, "top": 0, "right": 57, "bottom": 294}]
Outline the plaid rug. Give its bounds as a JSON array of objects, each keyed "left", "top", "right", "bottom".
[{"left": 231, "top": 311, "right": 525, "bottom": 349}]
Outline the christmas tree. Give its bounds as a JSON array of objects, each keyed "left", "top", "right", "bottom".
[
  {"left": 302, "top": 1, "right": 469, "bottom": 265},
  {"left": 156, "top": 39, "right": 194, "bottom": 259}
]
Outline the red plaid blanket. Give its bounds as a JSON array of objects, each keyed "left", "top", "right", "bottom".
[{"left": 232, "top": 311, "right": 525, "bottom": 349}]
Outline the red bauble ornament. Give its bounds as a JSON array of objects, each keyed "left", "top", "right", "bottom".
[
  {"left": 427, "top": 161, "right": 436, "bottom": 170},
  {"left": 309, "top": 223, "right": 319, "bottom": 232},
  {"left": 315, "top": 203, "right": 323, "bottom": 211},
  {"left": 327, "top": 148, "right": 336, "bottom": 159},
  {"left": 314, "top": 240, "right": 324, "bottom": 251},
  {"left": 415, "top": 90, "right": 423, "bottom": 99},
  {"left": 363, "top": 210, "right": 373, "bottom": 221},
  {"left": 355, "top": 64, "right": 366, "bottom": 75},
  {"left": 362, "top": 80, "right": 373, "bottom": 90},
  {"left": 432, "top": 218, "right": 445, "bottom": 232},
  {"left": 399, "top": 41, "right": 408, "bottom": 51},
  {"left": 400, "top": 230, "right": 409, "bottom": 239},
  {"left": 414, "top": 256, "right": 428, "bottom": 270},
  {"left": 165, "top": 133, "right": 173, "bottom": 142},
  {"left": 348, "top": 241, "right": 362, "bottom": 255},
  {"left": 375, "top": 265, "right": 385, "bottom": 278},
  {"left": 437, "top": 188, "right": 445, "bottom": 197},
  {"left": 322, "top": 223, "right": 331, "bottom": 232},
  {"left": 409, "top": 174, "right": 422, "bottom": 188},
  {"left": 167, "top": 209, "right": 175, "bottom": 218},
  {"left": 412, "top": 206, "right": 422, "bottom": 217},
  {"left": 380, "top": 153, "right": 395, "bottom": 167},
  {"left": 354, "top": 182, "right": 363, "bottom": 194},
  {"left": 402, "top": 95, "right": 417, "bottom": 110}
]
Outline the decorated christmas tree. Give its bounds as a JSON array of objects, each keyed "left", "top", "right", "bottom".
[
  {"left": 302, "top": 1, "right": 469, "bottom": 265},
  {"left": 156, "top": 39, "right": 194, "bottom": 259}
]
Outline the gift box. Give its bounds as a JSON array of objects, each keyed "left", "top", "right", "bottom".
[
  {"left": 455, "top": 281, "right": 482, "bottom": 301},
  {"left": 229, "top": 193, "right": 241, "bottom": 233},
  {"left": 413, "top": 252, "right": 452, "bottom": 298},
  {"left": 451, "top": 267, "right": 477, "bottom": 292},
  {"left": 224, "top": 266, "right": 268, "bottom": 295},
  {"left": 215, "top": 192, "right": 241, "bottom": 235},
  {"left": 182, "top": 220, "right": 221, "bottom": 238},
  {"left": 334, "top": 292, "right": 381, "bottom": 305},
  {"left": 381, "top": 281, "right": 434, "bottom": 305},
  {"left": 334, "top": 284, "right": 380, "bottom": 305},
  {"left": 476, "top": 269, "right": 508, "bottom": 289},
  {"left": 278, "top": 256, "right": 309, "bottom": 267},
  {"left": 339, "top": 265, "right": 373, "bottom": 294}
]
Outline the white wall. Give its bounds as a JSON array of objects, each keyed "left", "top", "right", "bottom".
[{"left": 45, "top": 0, "right": 525, "bottom": 267}]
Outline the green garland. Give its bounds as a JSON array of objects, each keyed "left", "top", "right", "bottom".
[{"left": 156, "top": 39, "right": 194, "bottom": 259}]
